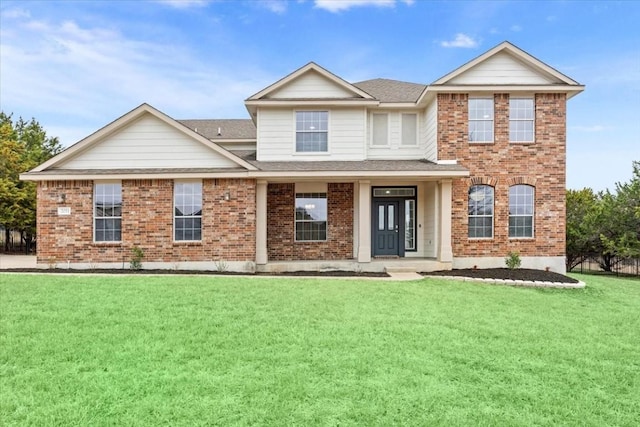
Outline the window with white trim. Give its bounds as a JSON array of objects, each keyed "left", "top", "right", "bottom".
[
  {"left": 295, "top": 193, "right": 327, "bottom": 241},
  {"left": 174, "top": 181, "right": 202, "bottom": 241},
  {"left": 509, "top": 185, "right": 534, "bottom": 238},
  {"left": 401, "top": 113, "right": 418, "bottom": 146},
  {"left": 371, "top": 113, "right": 388, "bottom": 146},
  {"left": 296, "top": 111, "right": 328, "bottom": 152},
  {"left": 510, "top": 98, "right": 534, "bottom": 142},
  {"left": 468, "top": 185, "right": 494, "bottom": 238},
  {"left": 468, "top": 98, "right": 494, "bottom": 142},
  {"left": 94, "top": 182, "right": 122, "bottom": 242}
]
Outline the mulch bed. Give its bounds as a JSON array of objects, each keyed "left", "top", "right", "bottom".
[
  {"left": 424, "top": 268, "right": 579, "bottom": 284},
  {"left": 0, "top": 268, "right": 388, "bottom": 278}
]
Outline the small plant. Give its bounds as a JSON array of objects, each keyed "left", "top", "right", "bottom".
[
  {"left": 47, "top": 257, "right": 57, "bottom": 270},
  {"left": 214, "top": 260, "right": 228, "bottom": 273},
  {"left": 505, "top": 251, "right": 522, "bottom": 270},
  {"left": 130, "top": 246, "right": 144, "bottom": 270},
  {"left": 88, "top": 259, "right": 98, "bottom": 270},
  {"left": 172, "top": 262, "right": 180, "bottom": 271}
]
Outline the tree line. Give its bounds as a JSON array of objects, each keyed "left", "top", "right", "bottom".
[
  {"left": 1, "top": 113, "right": 62, "bottom": 252},
  {"left": 566, "top": 161, "right": 640, "bottom": 272}
]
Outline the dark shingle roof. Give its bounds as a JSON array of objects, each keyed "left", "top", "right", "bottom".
[
  {"left": 232, "top": 151, "right": 468, "bottom": 173},
  {"left": 353, "top": 79, "right": 426, "bottom": 103},
  {"left": 179, "top": 119, "right": 256, "bottom": 140}
]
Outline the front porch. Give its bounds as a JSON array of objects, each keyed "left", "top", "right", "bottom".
[{"left": 255, "top": 178, "right": 458, "bottom": 271}]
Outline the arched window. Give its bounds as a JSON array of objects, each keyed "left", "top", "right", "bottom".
[
  {"left": 468, "top": 185, "right": 494, "bottom": 238},
  {"left": 509, "top": 185, "right": 534, "bottom": 238}
]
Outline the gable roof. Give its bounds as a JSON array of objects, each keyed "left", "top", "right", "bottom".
[
  {"left": 353, "top": 79, "right": 426, "bottom": 103},
  {"left": 432, "top": 41, "right": 582, "bottom": 86},
  {"left": 246, "top": 62, "right": 375, "bottom": 101},
  {"left": 29, "top": 104, "right": 257, "bottom": 173}
]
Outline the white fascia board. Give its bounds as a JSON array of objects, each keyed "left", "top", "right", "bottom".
[
  {"left": 426, "top": 84, "right": 585, "bottom": 99},
  {"left": 21, "top": 169, "right": 470, "bottom": 182},
  {"left": 248, "top": 170, "right": 470, "bottom": 179}
]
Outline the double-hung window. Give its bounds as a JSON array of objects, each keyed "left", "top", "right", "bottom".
[
  {"left": 295, "top": 193, "right": 327, "bottom": 241},
  {"left": 296, "top": 111, "right": 328, "bottom": 152},
  {"left": 468, "top": 185, "right": 494, "bottom": 238},
  {"left": 510, "top": 98, "right": 534, "bottom": 142},
  {"left": 509, "top": 185, "right": 534, "bottom": 238},
  {"left": 401, "top": 113, "right": 418, "bottom": 146},
  {"left": 371, "top": 113, "right": 389, "bottom": 146},
  {"left": 468, "top": 98, "right": 494, "bottom": 142},
  {"left": 94, "top": 182, "right": 122, "bottom": 242},
  {"left": 174, "top": 181, "right": 202, "bottom": 241}
]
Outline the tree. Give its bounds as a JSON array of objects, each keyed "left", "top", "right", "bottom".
[
  {"left": 566, "top": 188, "right": 598, "bottom": 271},
  {"left": 0, "top": 112, "right": 62, "bottom": 252},
  {"left": 597, "top": 161, "right": 640, "bottom": 270}
]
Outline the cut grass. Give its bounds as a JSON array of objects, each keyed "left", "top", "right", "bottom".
[{"left": 1, "top": 274, "right": 639, "bottom": 426}]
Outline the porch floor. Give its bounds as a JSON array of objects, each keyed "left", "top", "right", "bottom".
[{"left": 256, "top": 257, "right": 450, "bottom": 274}]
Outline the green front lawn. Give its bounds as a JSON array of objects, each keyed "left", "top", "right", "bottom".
[{"left": 1, "top": 274, "right": 638, "bottom": 426}]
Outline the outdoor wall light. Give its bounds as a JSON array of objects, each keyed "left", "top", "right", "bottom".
[
  {"left": 58, "top": 193, "right": 66, "bottom": 203},
  {"left": 224, "top": 191, "right": 231, "bottom": 201}
]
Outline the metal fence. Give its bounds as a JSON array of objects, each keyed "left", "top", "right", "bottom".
[
  {"left": 0, "top": 227, "right": 34, "bottom": 254},
  {"left": 572, "top": 257, "right": 640, "bottom": 277}
]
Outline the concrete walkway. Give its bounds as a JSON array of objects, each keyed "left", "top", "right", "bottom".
[{"left": 0, "top": 255, "right": 36, "bottom": 269}]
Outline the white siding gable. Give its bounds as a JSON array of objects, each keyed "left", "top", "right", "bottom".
[
  {"left": 448, "top": 51, "right": 560, "bottom": 85},
  {"left": 257, "top": 108, "right": 366, "bottom": 161},
  {"left": 267, "top": 70, "right": 358, "bottom": 99},
  {"left": 59, "top": 114, "right": 239, "bottom": 169}
]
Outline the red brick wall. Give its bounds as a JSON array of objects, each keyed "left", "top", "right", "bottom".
[
  {"left": 37, "top": 178, "right": 256, "bottom": 264},
  {"left": 438, "top": 92, "right": 567, "bottom": 258},
  {"left": 267, "top": 182, "right": 354, "bottom": 261}
]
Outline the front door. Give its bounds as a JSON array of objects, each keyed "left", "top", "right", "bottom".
[{"left": 373, "top": 201, "right": 400, "bottom": 256}]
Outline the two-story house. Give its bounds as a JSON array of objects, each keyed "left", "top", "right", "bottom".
[{"left": 21, "top": 42, "right": 584, "bottom": 273}]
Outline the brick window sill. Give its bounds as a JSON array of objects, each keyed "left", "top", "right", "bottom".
[
  {"left": 173, "top": 241, "right": 203, "bottom": 246},
  {"left": 92, "top": 242, "right": 123, "bottom": 247}
]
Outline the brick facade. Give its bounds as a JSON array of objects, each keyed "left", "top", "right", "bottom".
[
  {"left": 267, "top": 182, "right": 354, "bottom": 261},
  {"left": 438, "top": 92, "right": 567, "bottom": 258},
  {"left": 37, "top": 178, "right": 256, "bottom": 265}
]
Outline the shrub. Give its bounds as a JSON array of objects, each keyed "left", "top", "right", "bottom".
[
  {"left": 130, "top": 246, "right": 144, "bottom": 270},
  {"left": 505, "top": 251, "right": 521, "bottom": 269}
]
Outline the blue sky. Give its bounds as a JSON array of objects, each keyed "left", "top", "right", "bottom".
[{"left": 1, "top": 0, "right": 638, "bottom": 191}]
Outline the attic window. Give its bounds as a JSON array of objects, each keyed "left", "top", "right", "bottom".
[{"left": 296, "top": 111, "right": 328, "bottom": 152}]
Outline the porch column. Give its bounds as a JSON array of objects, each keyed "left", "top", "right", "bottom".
[
  {"left": 438, "top": 179, "right": 453, "bottom": 263},
  {"left": 357, "top": 180, "right": 371, "bottom": 263},
  {"left": 256, "top": 180, "right": 268, "bottom": 265}
]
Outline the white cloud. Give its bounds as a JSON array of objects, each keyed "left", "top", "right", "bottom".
[
  {"left": 0, "top": 16, "right": 266, "bottom": 147},
  {"left": 440, "top": 33, "right": 479, "bottom": 48},
  {"left": 155, "top": 0, "right": 210, "bottom": 9},
  {"left": 2, "top": 8, "right": 31, "bottom": 19},
  {"left": 314, "top": 0, "right": 398, "bottom": 13},
  {"left": 510, "top": 24, "right": 522, "bottom": 32},
  {"left": 259, "top": 0, "right": 289, "bottom": 14}
]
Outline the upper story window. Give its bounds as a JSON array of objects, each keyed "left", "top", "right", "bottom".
[
  {"left": 468, "top": 98, "right": 494, "bottom": 143},
  {"left": 468, "top": 184, "right": 494, "bottom": 238},
  {"left": 401, "top": 113, "right": 418, "bottom": 146},
  {"left": 509, "top": 185, "right": 534, "bottom": 238},
  {"left": 371, "top": 113, "right": 388, "bottom": 146},
  {"left": 174, "top": 181, "right": 202, "bottom": 241},
  {"left": 296, "top": 111, "right": 328, "bottom": 152},
  {"left": 510, "top": 98, "right": 534, "bottom": 142},
  {"left": 94, "top": 182, "right": 122, "bottom": 242}
]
